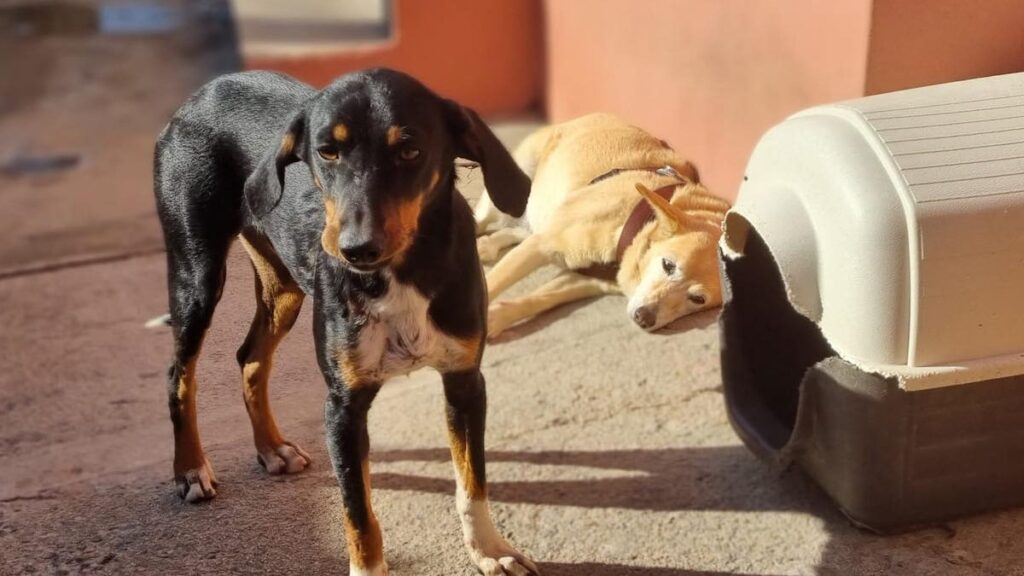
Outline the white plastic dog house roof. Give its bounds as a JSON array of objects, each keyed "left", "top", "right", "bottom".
[{"left": 725, "top": 72, "right": 1024, "bottom": 390}]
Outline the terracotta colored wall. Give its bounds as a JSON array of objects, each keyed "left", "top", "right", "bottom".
[
  {"left": 246, "top": 0, "right": 543, "bottom": 116},
  {"left": 545, "top": 0, "right": 1024, "bottom": 202},
  {"left": 545, "top": 0, "right": 873, "bottom": 201},
  {"left": 865, "top": 0, "right": 1024, "bottom": 94}
]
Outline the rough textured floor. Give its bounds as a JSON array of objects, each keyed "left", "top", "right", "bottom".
[
  {"left": 3, "top": 222, "right": 1024, "bottom": 576},
  {"left": 2, "top": 2, "right": 1023, "bottom": 575}
]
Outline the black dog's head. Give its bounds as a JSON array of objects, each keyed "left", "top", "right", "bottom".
[{"left": 244, "top": 68, "right": 530, "bottom": 272}]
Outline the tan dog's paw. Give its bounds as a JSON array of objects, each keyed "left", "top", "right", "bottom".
[
  {"left": 257, "top": 441, "right": 312, "bottom": 475},
  {"left": 486, "top": 301, "right": 517, "bottom": 339},
  {"left": 477, "top": 236, "right": 503, "bottom": 264},
  {"left": 471, "top": 543, "right": 540, "bottom": 576},
  {"left": 175, "top": 458, "right": 218, "bottom": 503}
]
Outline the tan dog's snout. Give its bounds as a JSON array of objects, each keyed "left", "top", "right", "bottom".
[{"left": 631, "top": 305, "right": 658, "bottom": 330}]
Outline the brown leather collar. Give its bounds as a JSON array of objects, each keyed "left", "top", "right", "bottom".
[
  {"left": 615, "top": 184, "right": 675, "bottom": 262},
  {"left": 574, "top": 166, "right": 687, "bottom": 281}
]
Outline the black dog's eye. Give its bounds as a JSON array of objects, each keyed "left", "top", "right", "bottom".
[
  {"left": 688, "top": 292, "right": 706, "bottom": 306},
  {"left": 317, "top": 147, "right": 339, "bottom": 161},
  {"left": 661, "top": 257, "right": 676, "bottom": 275},
  {"left": 398, "top": 147, "right": 421, "bottom": 162}
]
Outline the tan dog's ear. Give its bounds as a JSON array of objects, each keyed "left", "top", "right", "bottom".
[
  {"left": 635, "top": 183, "right": 689, "bottom": 232},
  {"left": 635, "top": 183, "right": 723, "bottom": 234}
]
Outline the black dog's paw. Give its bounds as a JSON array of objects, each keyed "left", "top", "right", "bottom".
[
  {"left": 175, "top": 458, "right": 218, "bottom": 503},
  {"left": 256, "top": 441, "right": 312, "bottom": 475}
]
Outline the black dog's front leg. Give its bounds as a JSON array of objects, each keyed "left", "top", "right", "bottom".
[
  {"left": 314, "top": 271, "right": 388, "bottom": 576},
  {"left": 324, "top": 385, "right": 385, "bottom": 575},
  {"left": 443, "top": 369, "right": 540, "bottom": 575}
]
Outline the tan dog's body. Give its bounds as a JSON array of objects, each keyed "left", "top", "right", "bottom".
[{"left": 476, "top": 113, "right": 731, "bottom": 336}]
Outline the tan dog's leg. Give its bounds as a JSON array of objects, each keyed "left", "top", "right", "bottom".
[
  {"left": 238, "top": 232, "right": 312, "bottom": 475},
  {"left": 477, "top": 227, "right": 530, "bottom": 264},
  {"left": 489, "top": 271, "right": 619, "bottom": 337},
  {"left": 485, "top": 235, "right": 552, "bottom": 301}
]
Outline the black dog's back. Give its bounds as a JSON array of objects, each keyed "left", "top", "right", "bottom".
[
  {"left": 154, "top": 71, "right": 314, "bottom": 234},
  {"left": 154, "top": 72, "right": 314, "bottom": 384}
]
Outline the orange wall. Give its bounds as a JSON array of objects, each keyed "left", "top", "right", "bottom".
[
  {"left": 545, "top": 0, "right": 874, "bottom": 201},
  {"left": 249, "top": 0, "right": 1024, "bottom": 200},
  {"left": 247, "top": 0, "right": 544, "bottom": 116},
  {"left": 866, "top": 0, "right": 1024, "bottom": 94}
]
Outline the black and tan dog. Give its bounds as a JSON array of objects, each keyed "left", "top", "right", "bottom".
[{"left": 154, "top": 68, "right": 538, "bottom": 575}]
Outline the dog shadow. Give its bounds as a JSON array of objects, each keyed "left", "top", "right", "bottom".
[
  {"left": 540, "top": 562, "right": 778, "bottom": 576},
  {"left": 364, "top": 446, "right": 828, "bottom": 575},
  {"left": 368, "top": 446, "right": 829, "bottom": 514}
]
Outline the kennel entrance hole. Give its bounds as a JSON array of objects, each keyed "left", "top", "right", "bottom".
[{"left": 720, "top": 216, "right": 834, "bottom": 453}]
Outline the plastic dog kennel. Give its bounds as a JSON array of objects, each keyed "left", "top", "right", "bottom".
[{"left": 720, "top": 72, "right": 1024, "bottom": 531}]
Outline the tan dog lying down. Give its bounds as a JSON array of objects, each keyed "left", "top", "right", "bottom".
[{"left": 475, "top": 113, "right": 731, "bottom": 337}]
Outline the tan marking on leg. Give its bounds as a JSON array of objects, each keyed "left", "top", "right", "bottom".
[
  {"left": 238, "top": 233, "right": 309, "bottom": 473},
  {"left": 344, "top": 457, "right": 384, "bottom": 570},
  {"left": 386, "top": 125, "right": 403, "bottom": 146},
  {"left": 454, "top": 334, "right": 483, "bottom": 372},
  {"left": 444, "top": 385, "right": 536, "bottom": 573},
  {"left": 435, "top": 334, "right": 484, "bottom": 373},
  {"left": 333, "top": 123, "right": 349, "bottom": 142},
  {"left": 447, "top": 426, "right": 486, "bottom": 501},
  {"left": 335, "top": 349, "right": 382, "bottom": 390},
  {"left": 321, "top": 197, "right": 343, "bottom": 259},
  {"left": 173, "top": 353, "right": 206, "bottom": 475}
]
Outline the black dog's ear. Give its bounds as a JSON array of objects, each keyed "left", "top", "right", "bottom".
[
  {"left": 244, "top": 108, "right": 308, "bottom": 217},
  {"left": 445, "top": 101, "right": 531, "bottom": 217}
]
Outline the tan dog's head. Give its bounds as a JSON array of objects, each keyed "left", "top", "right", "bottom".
[{"left": 625, "top": 183, "right": 729, "bottom": 332}]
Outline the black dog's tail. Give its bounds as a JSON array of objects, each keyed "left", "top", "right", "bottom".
[{"left": 144, "top": 313, "right": 171, "bottom": 329}]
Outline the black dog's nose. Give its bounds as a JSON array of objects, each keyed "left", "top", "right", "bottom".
[
  {"left": 632, "top": 306, "right": 656, "bottom": 330},
  {"left": 340, "top": 242, "right": 382, "bottom": 266}
]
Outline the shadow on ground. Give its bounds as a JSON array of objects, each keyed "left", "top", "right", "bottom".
[
  {"left": 542, "top": 562, "right": 776, "bottom": 576},
  {"left": 372, "top": 446, "right": 825, "bottom": 513}
]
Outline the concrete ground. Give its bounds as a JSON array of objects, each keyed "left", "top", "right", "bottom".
[{"left": 2, "top": 2, "right": 1023, "bottom": 575}]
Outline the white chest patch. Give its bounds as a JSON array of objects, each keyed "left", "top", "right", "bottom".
[{"left": 352, "top": 278, "right": 475, "bottom": 382}]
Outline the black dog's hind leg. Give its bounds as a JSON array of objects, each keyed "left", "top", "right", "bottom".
[
  {"left": 164, "top": 232, "right": 231, "bottom": 502},
  {"left": 156, "top": 131, "right": 244, "bottom": 502},
  {"left": 236, "top": 230, "right": 311, "bottom": 475}
]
